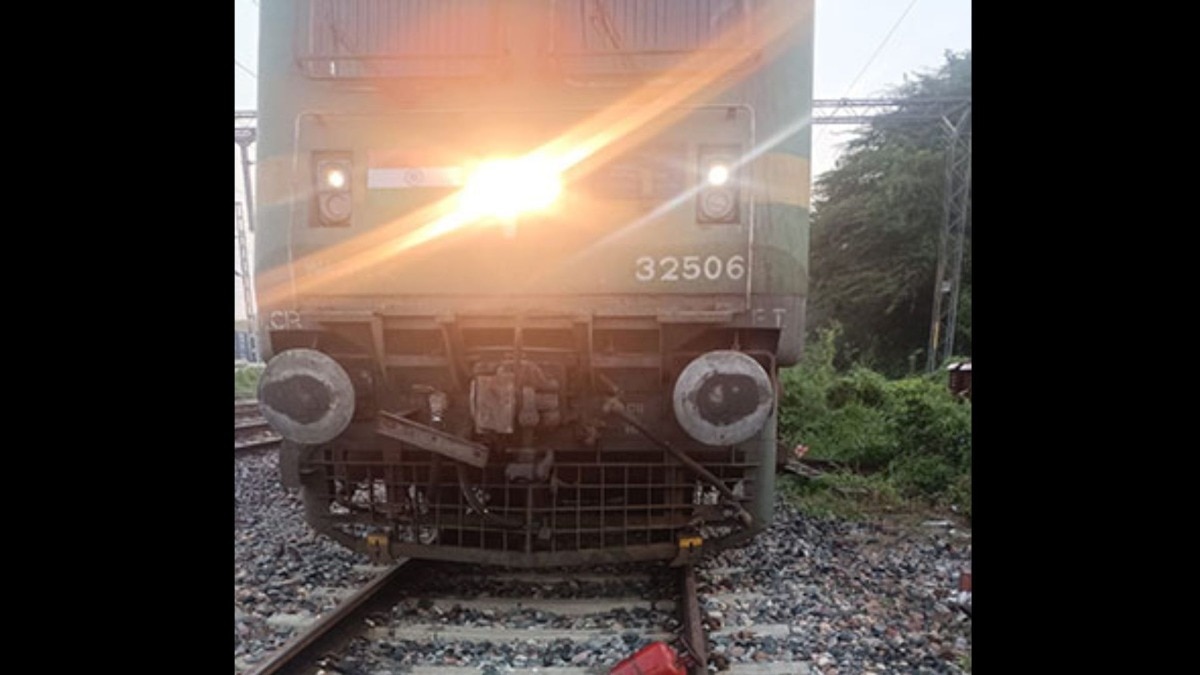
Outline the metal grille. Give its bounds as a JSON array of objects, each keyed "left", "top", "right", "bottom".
[
  {"left": 286, "top": 315, "right": 774, "bottom": 563},
  {"left": 312, "top": 444, "right": 758, "bottom": 557},
  {"left": 550, "top": 0, "right": 751, "bottom": 73},
  {"left": 301, "top": 0, "right": 503, "bottom": 78}
]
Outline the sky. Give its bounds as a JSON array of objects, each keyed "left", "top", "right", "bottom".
[{"left": 234, "top": 0, "right": 970, "bottom": 321}]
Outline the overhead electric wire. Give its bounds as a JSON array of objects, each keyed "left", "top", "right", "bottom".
[
  {"left": 815, "top": 0, "right": 920, "bottom": 147},
  {"left": 235, "top": 58, "right": 257, "bottom": 79},
  {"left": 841, "top": 0, "right": 920, "bottom": 105}
]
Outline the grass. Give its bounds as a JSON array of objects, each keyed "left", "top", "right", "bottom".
[
  {"left": 778, "top": 470, "right": 970, "bottom": 528},
  {"left": 778, "top": 472, "right": 911, "bottom": 520},
  {"left": 776, "top": 326, "right": 971, "bottom": 523},
  {"left": 235, "top": 361, "right": 264, "bottom": 400}
]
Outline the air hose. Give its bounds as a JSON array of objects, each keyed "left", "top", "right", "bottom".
[
  {"left": 456, "top": 463, "right": 529, "bottom": 530},
  {"left": 602, "top": 397, "right": 756, "bottom": 529}
]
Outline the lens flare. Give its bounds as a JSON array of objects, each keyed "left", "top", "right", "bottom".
[
  {"left": 458, "top": 157, "right": 563, "bottom": 221},
  {"left": 707, "top": 163, "right": 730, "bottom": 186},
  {"left": 324, "top": 167, "right": 347, "bottom": 190},
  {"left": 255, "top": 0, "right": 810, "bottom": 310}
]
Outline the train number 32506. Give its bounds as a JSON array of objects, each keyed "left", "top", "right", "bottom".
[{"left": 634, "top": 254, "right": 746, "bottom": 282}]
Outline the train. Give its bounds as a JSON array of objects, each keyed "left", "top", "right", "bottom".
[{"left": 253, "top": 0, "right": 813, "bottom": 568}]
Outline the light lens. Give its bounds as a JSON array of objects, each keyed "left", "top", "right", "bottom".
[
  {"left": 324, "top": 167, "right": 347, "bottom": 190},
  {"left": 700, "top": 189, "right": 736, "bottom": 221},
  {"left": 458, "top": 157, "right": 563, "bottom": 221},
  {"left": 697, "top": 146, "right": 740, "bottom": 223},
  {"left": 322, "top": 193, "right": 352, "bottom": 221},
  {"left": 314, "top": 153, "right": 353, "bottom": 226},
  {"left": 706, "top": 163, "right": 730, "bottom": 186}
]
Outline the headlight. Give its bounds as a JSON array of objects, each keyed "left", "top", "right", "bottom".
[
  {"left": 322, "top": 166, "right": 347, "bottom": 189},
  {"left": 706, "top": 163, "right": 730, "bottom": 186},
  {"left": 697, "top": 145, "right": 740, "bottom": 224},
  {"left": 457, "top": 156, "right": 563, "bottom": 222},
  {"left": 314, "top": 153, "right": 353, "bottom": 226}
]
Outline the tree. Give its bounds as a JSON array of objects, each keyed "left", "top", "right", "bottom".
[{"left": 808, "top": 50, "right": 971, "bottom": 376}]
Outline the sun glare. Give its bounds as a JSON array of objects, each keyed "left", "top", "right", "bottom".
[
  {"left": 458, "top": 157, "right": 563, "bottom": 222},
  {"left": 256, "top": 0, "right": 808, "bottom": 309}
]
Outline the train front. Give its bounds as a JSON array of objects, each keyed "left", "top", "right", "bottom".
[{"left": 253, "top": 0, "right": 813, "bottom": 567}]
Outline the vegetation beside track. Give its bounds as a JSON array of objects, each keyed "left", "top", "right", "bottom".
[
  {"left": 235, "top": 361, "right": 264, "bottom": 400},
  {"left": 777, "top": 326, "right": 971, "bottom": 521}
]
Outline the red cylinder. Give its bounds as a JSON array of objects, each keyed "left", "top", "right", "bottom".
[{"left": 608, "top": 642, "right": 687, "bottom": 675}]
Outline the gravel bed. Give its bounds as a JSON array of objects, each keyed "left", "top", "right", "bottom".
[
  {"left": 700, "top": 503, "right": 972, "bottom": 674},
  {"left": 338, "top": 634, "right": 659, "bottom": 672},
  {"left": 415, "top": 562, "right": 675, "bottom": 599},
  {"left": 234, "top": 448, "right": 373, "bottom": 673},
  {"left": 332, "top": 564, "right": 679, "bottom": 672},
  {"left": 236, "top": 453, "right": 971, "bottom": 674}
]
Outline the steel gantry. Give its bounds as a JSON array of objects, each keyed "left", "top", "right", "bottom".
[
  {"left": 235, "top": 111, "right": 259, "bottom": 361},
  {"left": 235, "top": 110, "right": 257, "bottom": 233},
  {"left": 813, "top": 98, "right": 972, "bottom": 372}
]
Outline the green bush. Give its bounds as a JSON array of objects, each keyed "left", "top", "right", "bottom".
[
  {"left": 777, "top": 471, "right": 907, "bottom": 519},
  {"left": 826, "top": 366, "right": 889, "bottom": 409},
  {"left": 802, "top": 402, "right": 895, "bottom": 468},
  {"left": 234, "top": 362, "right": 265, "bottom": 400},
  {"left": 886, "top": 377, "right": 972, "bottom": 468},
  {"left": 890, "top": 453, "right": 957, "bottom": 498},
  {"left": 778, "top": 325, "right": 840, "bottom": 449},
  {"left": 947, "top": 471, "right": 972, "bottom": 520},
  {"left": 777, "top": 328, "right": 970, "bottom": 511}
]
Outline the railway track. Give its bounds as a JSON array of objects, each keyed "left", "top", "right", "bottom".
[
  {"left": 236, "top": 399, "right": 281, "bottom": 452},
  {"left": 245, "top": 560, "right": 711, "bottom": 675},
  {"left": 236, "top": 448, "right": 971, "bottom": 675}
]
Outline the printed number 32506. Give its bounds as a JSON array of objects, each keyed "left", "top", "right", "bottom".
[{"left": 634, "top": 254, "right": 746, "bottom": 282}]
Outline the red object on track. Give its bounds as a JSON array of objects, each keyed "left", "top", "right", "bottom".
[{"left": 608, "top": 642, "right": 687, "bottom": 675}]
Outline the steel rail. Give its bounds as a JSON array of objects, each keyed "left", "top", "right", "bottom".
[
  {"left": 679, "top": 564, "right": 708, "bottom": 674},
  {"left": 235, "top": 400, "right": 261, "bottom": 415},
  {"left": 235, "top": 437, "right": 282, "bottom": 452},
  {"left": 245, "top": 561, "right": 411, "bottom": 675}
]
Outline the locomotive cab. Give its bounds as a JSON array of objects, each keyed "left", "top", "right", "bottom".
[{"left": 254, "top": 0, "right": 813, "bottom": 567}]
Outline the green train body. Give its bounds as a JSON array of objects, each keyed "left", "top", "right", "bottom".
[{"left": 254, "top": 0, "right": 813, "bottom": 567}]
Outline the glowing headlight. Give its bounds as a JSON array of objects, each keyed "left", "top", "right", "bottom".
[
  {"left": 458, "top": 157, "right": 563, "bottom": 221},
  {"left": 323, "top": 166, "right": 347, "bottom": 189},
  {"left": 697, "top": 145, "right": 740, "bottom": 224},
  {"left": 314, "top": 153, "right": 353, "bottom": 227},
  {"left": 706, "top": 163, "right": 730, "bottom": 186}
]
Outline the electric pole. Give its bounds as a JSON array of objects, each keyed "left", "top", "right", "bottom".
[
  {"left": 235, "top": 112, "right": 259, "bottom": 361},
  {"left": 813, "top": 98, "right": 972, "bottom": 372}
]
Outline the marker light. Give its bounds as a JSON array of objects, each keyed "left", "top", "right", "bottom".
[
  {"left": 458, "top": 157, "right": 563, "bottom": 221},
  {"left": 700, "top": 189, "right": 735, "bottom": 221},
  {"left": 706, "top": 163, "right": 730, "bottom": 186},
  {"left": 314, "top": 152, "right": 353, "bottom": 227},
  {"left": 323, "top": 167, "right": 347, "bottom": 189},
  {"left": 697, "top": 145, "right": 740, "bottom": 224}
]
